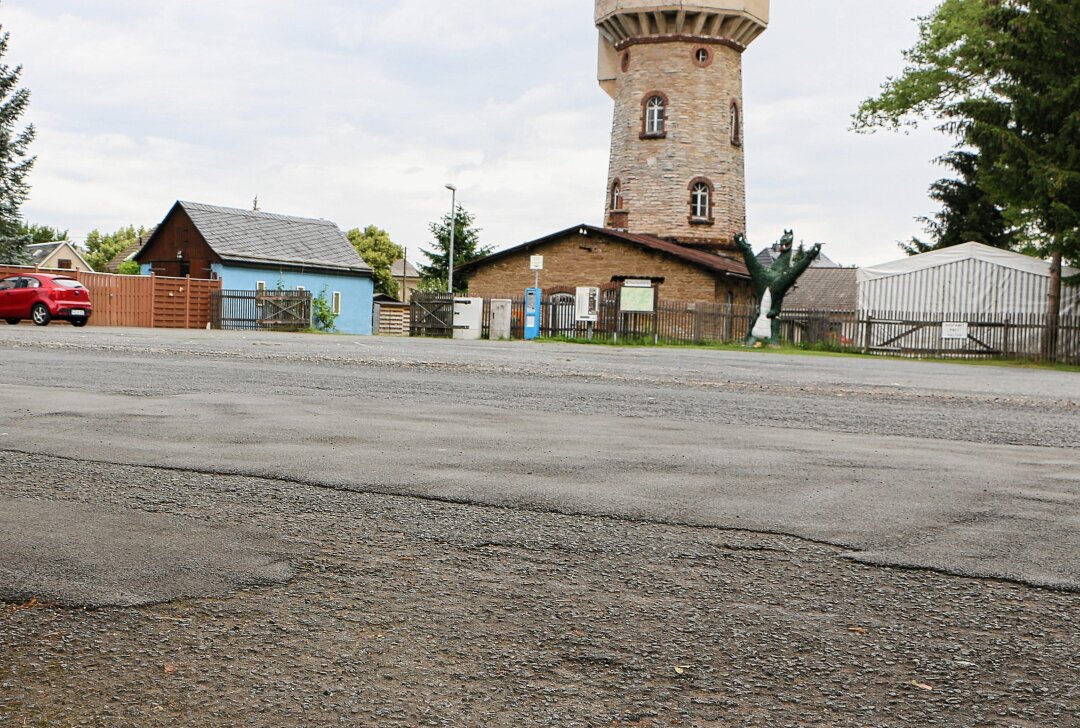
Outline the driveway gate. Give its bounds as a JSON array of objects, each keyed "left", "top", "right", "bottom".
[
  {"left": 410, "top": 292, "right": 455, "bottom": 337},
  {"left": 211, "top": 290, "right": 312, "bottom": 331}
]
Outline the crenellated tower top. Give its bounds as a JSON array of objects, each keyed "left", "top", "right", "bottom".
[{"left": 596, "top": 1, "right": 769, "bottom": 97}]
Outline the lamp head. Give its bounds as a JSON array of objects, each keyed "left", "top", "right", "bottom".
[{"left": 445, "top": 184, "right": 457, "bottom": 192}]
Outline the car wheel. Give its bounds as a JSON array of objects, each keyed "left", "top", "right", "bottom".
[
  {"left": 71, "top": 318, "right": 88, "bottom": 328},
  {"left": 5, "top": 318, "right": 19, "bottom": 325},
  {"left": 31, "top": 303, "right": 51, "bottom": 326}
]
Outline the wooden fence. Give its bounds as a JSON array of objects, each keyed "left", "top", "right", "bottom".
[
  {"left": 0, "top": 265, "right": 221, "bottom": 329},
  {"left": 375, "top": 302, "right": 411, "bottom": 336}
]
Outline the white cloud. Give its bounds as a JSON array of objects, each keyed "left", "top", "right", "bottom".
[{"left": 9, "top": 0, "right": 947, "bottom": 267}]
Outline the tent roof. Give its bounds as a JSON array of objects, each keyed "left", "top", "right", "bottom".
[{"left": 859, "top": 242, "right": 1076, "bottom": 283}]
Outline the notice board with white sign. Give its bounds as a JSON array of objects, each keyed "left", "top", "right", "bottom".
[{"left": 941, "top": 322, "right": 970, "bottom": 340}]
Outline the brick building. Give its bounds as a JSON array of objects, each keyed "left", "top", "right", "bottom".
[{"left": 461, "top": 225, "right": 751, "bottom": 304}]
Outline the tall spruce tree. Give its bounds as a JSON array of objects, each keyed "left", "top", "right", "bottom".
[
  {"left": 903, "top": 151, "right": 1018, "bottom": 255},
  {"left": 0, "top": 16, "right": 35, "bottom": 265},
  {"left": 854, "top": 0, "right": 1080, "bottom": 358},
  {"left": 418, "top": 205, "right": 492, "bottom": 293}
]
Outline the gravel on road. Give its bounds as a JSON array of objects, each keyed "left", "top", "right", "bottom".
[{"left": 2, "top": 452, "right": 1078, "bottom": 728}]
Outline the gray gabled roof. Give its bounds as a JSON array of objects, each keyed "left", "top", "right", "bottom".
[
  {"left": 756, "top": 244, "right": 839, "bottom": 269},
  {"left": 176, "top": 201, "right": 371, "bottom": 274}
]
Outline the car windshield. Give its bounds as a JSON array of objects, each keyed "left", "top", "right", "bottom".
[{"left": 52, "top": 279, "right": 85, "bottom": 288}]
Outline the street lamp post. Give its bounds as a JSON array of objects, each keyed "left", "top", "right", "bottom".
[{"left": 445, "top": 184, "right": 457, "bottom": 295}]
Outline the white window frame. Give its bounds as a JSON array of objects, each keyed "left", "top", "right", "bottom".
[
  {"left": 645, "top": 96, "right": 665, "bottom": 135},
  {"left": 611, "top": 181, "right": 622, "bottom": 210},
  {"left": 332, "top": 291, "right": 342, "bottom": 315},
  {"left": 691, "top": 183, "right": 710, "bottom": 219},
  {"left": 256, "top": 281, "right": 266, "bottom": 292},
  {"left": 296, "top": 286, "right": 306, "bottom": 292}
]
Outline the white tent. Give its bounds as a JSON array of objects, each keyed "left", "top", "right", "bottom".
[{"left": 858, "top": 242, "right": 1079, "bottom": 316}]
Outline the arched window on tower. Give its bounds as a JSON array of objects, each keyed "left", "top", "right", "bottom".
[
  {"left": 610, "top": 180, "right": 623, "bottom": 210},
  {"left": 643, "top": 94, "right": 667, "bottom": 137},
  {"left": 730, "top": 101, "right": 742, "bottom": 146},
  {"left": 688, "top": 178, "right": 714, "bottom": 224}
]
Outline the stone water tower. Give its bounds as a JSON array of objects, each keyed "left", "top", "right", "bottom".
[{"left": 596, "top": 0, "right": 769, "bottom": 253}]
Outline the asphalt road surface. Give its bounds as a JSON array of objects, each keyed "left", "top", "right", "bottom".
[
  {"left": 2, "top": 327, "right": 1078, "bottom": 726},
  {"left": 1, "top": 326, "right": 1078, "bottom": 594}
]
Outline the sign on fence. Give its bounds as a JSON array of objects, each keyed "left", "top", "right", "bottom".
[{"left": 941, "top": 322, "right": 970, "bottom": 340}]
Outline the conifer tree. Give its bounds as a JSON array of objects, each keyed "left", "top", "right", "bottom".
[
  {"left": 0, "top": 15, "right": 35, "bottom": 265},
  {"left": 419, "top": 205, "right": 492, "bottom": 293}
]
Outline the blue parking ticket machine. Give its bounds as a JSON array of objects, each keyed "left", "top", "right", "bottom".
[{"left": 524, "top": 287, "right": 541, "bottom": 340}]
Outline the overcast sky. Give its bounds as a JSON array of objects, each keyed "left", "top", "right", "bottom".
[{"left": 7, "top": 0, "right": 946, "bottom": 267}]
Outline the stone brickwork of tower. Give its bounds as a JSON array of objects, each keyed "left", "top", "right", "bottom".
[{"left": 595, "top": 1, "right": 769, "bottom": 253}]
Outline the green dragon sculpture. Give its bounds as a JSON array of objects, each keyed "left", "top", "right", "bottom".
[{"left": 734, "top": 230, "right": 822, "bottom": 346}]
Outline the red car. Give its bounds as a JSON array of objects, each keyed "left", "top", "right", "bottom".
[{"left": 0, "top": 273, "right": 93, "bottom": 327}]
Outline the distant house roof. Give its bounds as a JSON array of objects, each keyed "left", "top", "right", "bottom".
[
  {"left": 785, "top": 268, "right": 858, "bottom": 311},
  {"left": 27, "top": 242, "right": 63, "bottom": 264},
  {"left": 27, "top": 241, "right": 93, "bottom": 271},
  {"left": 139, "top": 201, "right": 372, "bottom": 275},
  {"left": 391, "top": 258, "right": 419, "bottom": 278},
  {"left": 756, "top": 243, "right": 840, "bottom": 270},
  {"left": 459, "top": 224, "right": 750, "bottom": 279}
]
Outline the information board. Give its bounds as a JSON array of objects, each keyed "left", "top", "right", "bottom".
[
  {"left": 619, "top": 286, "right": 655, "bottom": 313},
  {"left": 576, "top": 287, "right": 600, "bottom": 322}
]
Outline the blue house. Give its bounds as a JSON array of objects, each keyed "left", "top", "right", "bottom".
[{"left": 136, "top": 201, "right": 375, "bottom": 334}]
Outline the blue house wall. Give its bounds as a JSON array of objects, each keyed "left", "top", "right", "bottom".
[{"left": 213, "top": 264, "right": 374, "bottom": 335}]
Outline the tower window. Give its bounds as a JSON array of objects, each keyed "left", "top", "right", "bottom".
[
  {"left": 693, "top": 47, "right": 713, "bottom": 68},
  {"left": 621, "top": 52, "right": 630, "bottom": 73},
  {"left": 730, "top": 101, "right": 742, "bottom": 146},
  {"left": 611, "top": 179, "right": 623, "bottom": 210},
  {"left": 688, "top": 178, "right": 715, "bottom": 224},
  {"left": 641, "top": 93, "right": 668, "bottom": 138}
]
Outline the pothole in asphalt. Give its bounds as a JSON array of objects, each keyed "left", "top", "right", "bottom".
[{"left": 0, "top": 498, "right": 304, "bottom": 608}]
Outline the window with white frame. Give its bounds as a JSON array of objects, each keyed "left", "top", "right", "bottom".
[
  {"left": 611, "top": 180, "right": 623, "bottom": 210},
  {"left": 691, "top": 182, "right": 711, "bottom": 219},
  {"left": 332, "top": 291, "right": 342, "bottom": 315},
  {"left": 256, "top": 281, "right": 266, "bottom": 292},
  {"left": 645, "top": 95, "right": 666, "bottom": 136}
]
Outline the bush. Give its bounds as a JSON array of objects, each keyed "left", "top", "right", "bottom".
[{"left": 311, "top": 288, "right": 338, "bottom": 332}]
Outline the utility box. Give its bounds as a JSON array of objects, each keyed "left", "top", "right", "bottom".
[
  {"left": 489, "top": 299, "right": 512, "bottom": 340},
  {"left": 453, "top": 297, "right": 483, "bottom": 340},
  {"left": 524, "top": 287, "right": 542, "bottom": 340}
]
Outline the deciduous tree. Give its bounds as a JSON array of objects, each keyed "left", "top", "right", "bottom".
[
  {"left": 83, "top": 225, "right": 149, "bottom": 272},
  {"left": 346, "top": 225, "right": 403, "bottom": 298}
]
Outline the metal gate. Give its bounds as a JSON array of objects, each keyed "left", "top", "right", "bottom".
[
  {"left": 211, "top": 290, "right": 312, "bottom": 331},
  {"left": 410, "top": 292, "right": 455, "bottom": 337}
]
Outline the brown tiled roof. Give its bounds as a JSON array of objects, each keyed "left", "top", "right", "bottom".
[
  {"left": 458, "top": 224, "right": 750, "bottom": 278},
  {"left": 784, "top": 267, "right": 858, "bottom": 311}
]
